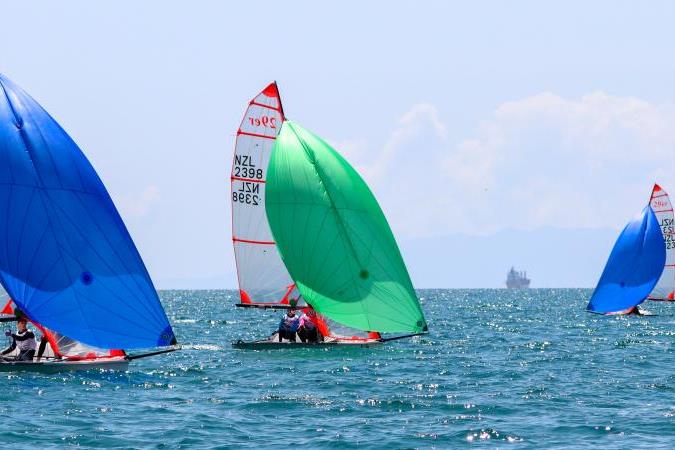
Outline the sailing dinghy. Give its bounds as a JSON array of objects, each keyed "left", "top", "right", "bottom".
[
  {"left": 0, "top": 74, "right": 177, "bottom": 371},
  {"left": 587, "top": 205, "right": 665, "bottom": 315},
  {"left": 647, "top": 184, "right": 675, "bottom": 301},
  {"left": 230, "top": 83, "right": 427, "bottom": 348}
]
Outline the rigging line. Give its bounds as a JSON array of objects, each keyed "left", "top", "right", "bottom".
[{"left": 127, "top": 347, "right": 178, "bottom": 360}]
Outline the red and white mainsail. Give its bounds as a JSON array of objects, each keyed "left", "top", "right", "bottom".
[
  {"left": 649, "top": 184, "right": 675, "bottom": 300},
  {"left": 230, "top": 83, "right": 297, "bottom": 306}
]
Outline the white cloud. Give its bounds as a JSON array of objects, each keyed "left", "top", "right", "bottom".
[
  {"left": 339, "top": 92, "right": 675, "bottom": 237},
  {"left": 115, "top": 185, "right": 161, "bottom": 217}
]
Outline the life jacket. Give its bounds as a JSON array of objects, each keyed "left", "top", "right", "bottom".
[{"left": 14, "top": 329, "right": 37, "bottom": 351}]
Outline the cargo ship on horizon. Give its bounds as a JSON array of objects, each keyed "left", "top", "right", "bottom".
[{"left": 506, "top": 267, "right": 531, "bottom": 289}]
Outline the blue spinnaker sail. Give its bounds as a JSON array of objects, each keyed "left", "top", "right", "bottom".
[
  {"left": 587, "top": 206, "right": 666, "bottom": 314},
  {"left": 0, "top": 74, "right": 175, "bottom": 349}
]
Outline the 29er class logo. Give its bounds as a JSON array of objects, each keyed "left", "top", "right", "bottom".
[{"left": 247, "top": 115, "right": 278, "bottom": 129}]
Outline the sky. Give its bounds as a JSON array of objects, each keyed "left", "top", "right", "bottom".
[{"left": 1, "top": 1, "right": 674, "bottom": 288}]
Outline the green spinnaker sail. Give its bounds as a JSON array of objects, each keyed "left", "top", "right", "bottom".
[{"left": 265, "top": 121, "right": 427, "bottom": 333}]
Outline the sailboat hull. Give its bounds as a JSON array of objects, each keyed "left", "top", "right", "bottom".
[
  {"left": 0, "top": 357, "right": 129, "bottom": 373},
  {"left": 232, "top": 334, "right": 382, "bottom": 349}
]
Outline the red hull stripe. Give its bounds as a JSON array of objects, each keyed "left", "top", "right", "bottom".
[
  {"left": 237, "top": 130, "right": 276, "bottom": 140},
  {"left": 231, "top": 176, "right": 265, "bottom": 184},
  {"left": 250, "top": 101, "right": 281, "bottom": 112},
  {"left": 233, "top": 237, "right": 276, "bottom": 245}
]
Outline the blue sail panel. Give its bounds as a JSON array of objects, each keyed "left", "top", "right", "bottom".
[
  {"left": 587, "top": 206, "right": 666, "bottom": 314},
  {"left": 0, "top": 74, "right": 175, "bottom": 349}
]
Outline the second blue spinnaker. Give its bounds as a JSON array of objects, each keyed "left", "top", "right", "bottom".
[{"left": 587, "top": 206, "right": 665, "bottom": 314}]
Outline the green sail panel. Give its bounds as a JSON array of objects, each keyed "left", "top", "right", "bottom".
[{"left": 265, "top": 121, "right": 427, "bottom": 333}]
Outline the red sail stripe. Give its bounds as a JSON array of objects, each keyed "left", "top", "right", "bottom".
[
  {"left": 237, "top": 130, "right": 276, "bottom": 140},
  {"left": 233, "top": 237, "right": 276, "bottom": 245},
  {"left": 249, "top": 100, "right": 281, "bottom": 112},
  {"left": 231, "top": 176, "right": 265, "bottom": 183},
  {"left": 653, "top": 209, "right": 674, "bottom": 213}
]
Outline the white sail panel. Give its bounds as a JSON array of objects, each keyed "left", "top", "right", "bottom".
[
  {"left": 649, "top": 184, "right": 675, "bottom": 300},
  {"left": 231, "top": 83, "right": 297, "bottom": 305}
]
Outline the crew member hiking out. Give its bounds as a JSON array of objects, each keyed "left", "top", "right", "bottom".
[{"left": 2, "top": 317, "right": 37, "bottom": 361}]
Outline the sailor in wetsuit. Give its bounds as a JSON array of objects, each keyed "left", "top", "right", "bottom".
[
  {"left": 297, "top": 309, "right": 320, "bottom": 343},
  {"left": 278, "top": 308, "right": 300, "bottom": 342},
  {"left": 2, "top": 317, "right": 37, "bottom": 361}
]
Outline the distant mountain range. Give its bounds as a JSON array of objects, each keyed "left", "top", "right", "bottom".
[{"left": 155, "top": 227, "right": 618, "bottom": 290}]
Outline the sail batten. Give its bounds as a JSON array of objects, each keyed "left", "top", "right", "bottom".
[{"left": 0, "top": 74, "right": 175, "bottom": 349}]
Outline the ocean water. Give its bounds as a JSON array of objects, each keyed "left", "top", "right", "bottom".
[{"left": 1, "top": 289, "right": 674, "bottom": 449}]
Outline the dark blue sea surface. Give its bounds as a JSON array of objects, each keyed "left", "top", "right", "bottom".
[{"left": 1, "top": 289, "right": 674, "bottom": 448}]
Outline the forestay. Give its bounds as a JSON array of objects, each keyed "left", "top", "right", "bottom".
[
  {"left": 231, "top": 83, "right": 298, "bottom": 306},
  {"left": 265, "top": 121, "right": 427, "bottom": 333},
  {"left": 587, "top": 206, "right": 665, "bottom": 314},
  {"left": 648, "top": 184, "right": 675, "bottom": 300},
  {"left": 0, "top": 74, "right": 175, "bottom": 349}
]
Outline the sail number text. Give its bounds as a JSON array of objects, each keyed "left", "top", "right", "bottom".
[
  {"left": 233, "top": 182, "right": 260, "bottom": 206},
  {"left": 233, "top": 155, "right": 263, "bottom": 179},
  {"left": 662, "top": 218, "right": 675, "bottom": 250}
]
